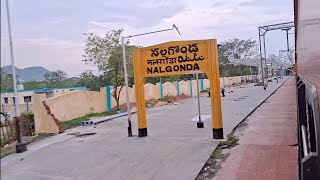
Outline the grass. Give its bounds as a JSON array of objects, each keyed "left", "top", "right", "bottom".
[
  {"left": 226, "top": 134, "right": 239, "bottom": 148},
  {"left": 159, "top": 96, "right": 170, "bottom": 102},
  {"left": 0, "top": 146, "right": 15, "bottom": 159},
  {"left": 61, "top": 111, "right": 116, "bottom": 129},
  {"left": 200, "top": 89, "right": 208, "bottom": 93},
  {"left": 211, "top": 146, "right": 223, "bottom": 159},
  {"left": 218, "top": 134, "right": 239, "bottom": 149}
]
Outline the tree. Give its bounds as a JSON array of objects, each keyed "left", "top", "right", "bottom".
[
  {"left": 83, "top": 29, "right": 135, "bottom": 110},
  {"left": 44, "top": 70, "right": 68, "bottom": 88},
  {"left": 77, "top": 70, "right": 100, "bottom": 91},
  {"left": 23, "top": 80, "right": 46, "bottom": 90},
  {"left": 0, "top": 71, "right": 14, "bottom": 92},
  {"left": 218, "top": 38, "right": 258, "bottom": 76}
]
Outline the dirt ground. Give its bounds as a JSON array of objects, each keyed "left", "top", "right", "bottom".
[
  {"left": 112, "top": 93, "right": 191, "bottom": 112},
  {"left": 112, "top": 102, "right": 136, "bottom": 112}
]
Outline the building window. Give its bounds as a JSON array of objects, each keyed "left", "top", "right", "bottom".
[
  {"left": 24, "top": 96, "right": 31, "bottom": 103},
  {"left": 4, "top": 97, "right": 8, "bottom": 104},
  {"left": 12, "top": 97, "right": 15, "bottom": 105}
]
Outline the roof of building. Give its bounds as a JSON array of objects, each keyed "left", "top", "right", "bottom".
[
  {"left": 1, "top": 86, "right": 89, "bottom": 94},
  {"left": 0, "top": 90, "right": 34, "bottom": 94},
  {"left": 34, "top": 88, "right": 54, "bottom": 93}
]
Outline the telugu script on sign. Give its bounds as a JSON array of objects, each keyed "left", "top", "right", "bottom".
[{"left": 145, "top": 43, "right": 206, "bottom": 74}]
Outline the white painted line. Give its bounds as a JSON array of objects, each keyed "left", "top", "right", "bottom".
[{"left": 192, "top": 115, "right": 211, "bottom": 122}]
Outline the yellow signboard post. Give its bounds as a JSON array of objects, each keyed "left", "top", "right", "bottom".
[{"left": 133, "top": 39, "right": 224, "bottom": 139}]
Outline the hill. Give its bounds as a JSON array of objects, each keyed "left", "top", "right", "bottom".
[{"left": 1, "top": 65, "right": 51, "bottom": 81}]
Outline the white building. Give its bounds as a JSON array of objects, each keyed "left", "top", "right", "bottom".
[{"left": 1, "top": 86, "right": 89, "bottom": 114}]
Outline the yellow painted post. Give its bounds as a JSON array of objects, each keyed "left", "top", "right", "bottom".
[
  {"left": 208, "top": 40, "right": 224, "bottom": 139},
  {"left": 134, "top": 49, "right": 148, "bottom": 137}
]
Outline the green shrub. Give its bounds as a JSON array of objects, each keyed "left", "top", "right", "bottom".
[{"left": 21, "top": 112, "right": 34, "bottom": 121}]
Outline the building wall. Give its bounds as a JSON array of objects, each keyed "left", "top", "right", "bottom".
[
  {"left": 145, "top": 83, "right": 158, "bottom": 100},
  {"left": 32, "top": 94, "right": 59, "bottom": 134},
  {"left": 203, "top": 79, "right": 210, "bottom": 89},
  {"left": 4, "top": 75, "right": 260, "bottom": 134},
  {"left": 163, "top": 82, "right": 178, "bottom": 97},
  {"left": 1, "top": 91, "right": 34, "bottom": 105},
  {"left": 0, "top": 87, "right": 88, "bottom": 111},
  {"left": 44, "top": 90, "right": 106, "bottom": 121},
  {"left": 2, "top": 104, "right": 34, "bottom": 117}
]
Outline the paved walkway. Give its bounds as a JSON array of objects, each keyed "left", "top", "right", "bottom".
[
  {"left": 214, "top": 77, "right": 297, "bottom": 180},
  {"left": 1, "top": 78, "right": 288, "bottom": 180}
]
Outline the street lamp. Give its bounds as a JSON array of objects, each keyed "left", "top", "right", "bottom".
[
  {"left": 121, "top": 24, "right": 181, "bottom": 137},
  {"left": 5, "top": 0, "right": 27, "bottom": 153}
]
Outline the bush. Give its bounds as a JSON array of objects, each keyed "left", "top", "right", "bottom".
[
  {"left": 21, "top": 112, "right": 34, "bottom": 121},
  {"left": 20, "top": 112, "right": 35, "bottom": 136}
]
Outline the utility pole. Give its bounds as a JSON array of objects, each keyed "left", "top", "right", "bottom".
[
  {"left": 196, "top": 73, "right": 204, "bottom": 128},
  {"left": 6, "top": 0, "right": 27, "bottom": 153}
]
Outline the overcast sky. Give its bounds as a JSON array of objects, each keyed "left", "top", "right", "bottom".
[{"left": 1, "top": 0, "right": 294, "bottom": 77}]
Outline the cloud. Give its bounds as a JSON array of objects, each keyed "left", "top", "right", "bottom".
[
  {"left": 1, "top": 36, "right": 90, "bottom": 77},
  {"left": 22, "top": 37, "right": 83, "bottom": 49},
  {"left": 47, "top": 19, "right": 67, "bottom": 25},
  {"left": 88, "top": 0, "right": 292, "bottom": 46},
  {"left": 1, "top": 0, "right": 294, "bottom": 77},
  {"left": 138, "top": 0, "right": 181, "bottom": 9}
]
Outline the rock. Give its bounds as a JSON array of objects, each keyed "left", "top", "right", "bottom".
[
  {"left": 203, "top": 173, "right": 209, "bottom": 177},
  {"left": 154, "top": 101, "right": 168, "bottom": 107},
  {"left": 4, "top": 144, "right": 9, "bottom": 148},
  {"left": 67, "top": 132, "right": 80, "bottom": 136},
  {"left": 130, "top": 107, "right": 137, "bottom": 112},
  {"left": 117, "top": 109, "right": 125, "bottom": 114}
]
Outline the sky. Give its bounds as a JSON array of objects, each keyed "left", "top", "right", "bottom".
[{"left": 1, "top": 0, "right": 294, "bottom": 77}]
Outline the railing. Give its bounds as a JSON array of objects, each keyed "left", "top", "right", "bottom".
[
  {"left": 0, "top": 120, "right": 16, "bottom": 147},
  {"left": 296, "top": 76, "right": 320, "bottom": 179},
  {"left": 0, "top": 112, "right": 36, "bottom": 148}
]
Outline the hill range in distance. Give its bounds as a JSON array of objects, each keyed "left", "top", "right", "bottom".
[{"left": 1, "top": 65, "right": 51, "bottom": 82}]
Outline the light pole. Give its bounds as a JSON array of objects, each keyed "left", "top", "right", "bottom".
[
  {"left": 195, "top": 72, "right": 204, "bottom": 128},
  {"left": 5, "top": 0, "right": 27, "bottom": 153},
  {"left": 121, "top": 24, "right": 181, "bottom": 137}
]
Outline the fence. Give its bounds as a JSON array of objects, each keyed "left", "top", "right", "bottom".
[
  {"left": 0, "top": 113, "right": 35, "bottom": 147},
  {"left": 106, "top": 75, "right": 260, "bottom": 111},
  {"left": 0, "top": 120, "right": 16, "bottom": 147}
]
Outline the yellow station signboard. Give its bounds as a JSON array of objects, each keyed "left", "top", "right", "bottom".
[
  {"left": 133, "top": 39, "right": 224, "bottom": 139},
  {"left": 139, "top": 40, "right": 210, "bottom": 77}
]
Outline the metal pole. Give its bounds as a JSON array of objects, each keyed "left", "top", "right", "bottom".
[
  {"left": 6, "top": 0, "right": 20, "bottom": 117},
  {"left": 121, "top": 37, "right": 132, "bottom": 137},
  {"left": 286, "top": 30, "right": 290, "bottom": 51},
  {"left": 258, "top": 28, "right": 265, "bottom": 90},
  {"left": 196, "top": 73, "right": 204, "bottom": 128},
  {"left": 127, "top": 28, "right": 173, "bottom": 39},
  {"left": 6, "top": 0, "right": 27, "bottom": 153},
  {"left": 160, "top": 77, "right": 163, "bottom": 98},
  {"left": 263, "top": 33, "right": 268, "bottom": 88}
]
